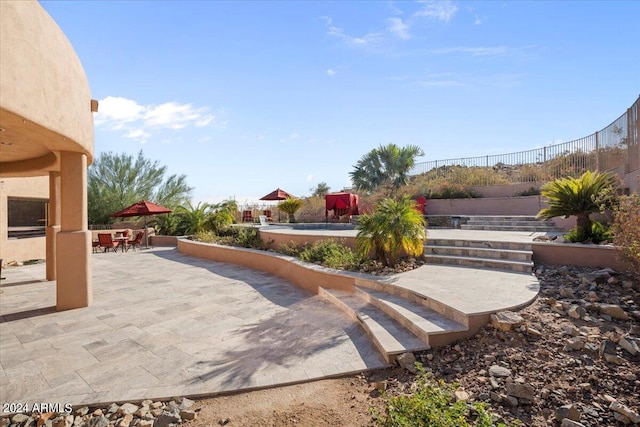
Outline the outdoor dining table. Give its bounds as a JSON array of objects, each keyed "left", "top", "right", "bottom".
[{"left": 113, "top": 236, "right": 129, "bottom": 252}]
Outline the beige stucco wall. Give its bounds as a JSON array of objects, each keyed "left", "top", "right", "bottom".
[
  {"left": 425, "top": 196, "right": 544, "bottom": 216},
  {"left": 532, "top": 242, "right": 631, "bottom": 272},
  {"left": 0, "top": 176, "right": 48, "bottom": 263},
  {"left": 0, "top": 0, "right": 94, "bottom": 176}
]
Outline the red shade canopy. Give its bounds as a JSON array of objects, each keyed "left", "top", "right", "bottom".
[
  {"left": 259, "top": 188, "right": 295, "bottom": 201},
  {"left": 325, "top": 192, "right": 359, "bottom": 220},
  {"left": 111, "top": 200, "right": 172, "bottom": 218}
]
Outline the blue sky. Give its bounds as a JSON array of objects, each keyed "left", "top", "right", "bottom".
[{"left": 41, "top": 1, "right": 639, "bottom": 206}]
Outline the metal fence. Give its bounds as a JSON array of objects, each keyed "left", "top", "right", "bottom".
[{"left": 410, "top": 96, "right": 640, "bottom": 185}]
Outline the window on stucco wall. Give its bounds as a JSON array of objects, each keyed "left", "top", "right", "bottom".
[{"left": 7, "top": 197, "right": 48, "bottom": 238}]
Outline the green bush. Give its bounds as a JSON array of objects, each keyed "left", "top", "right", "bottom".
[
  {"left": 192, "top": 226, "right": 263, "bottom": 249},
  {"left": 564, "top": 221, "right": 611, "bottom": 244},
  {"left": 610, "top": 193, "right": 640, "bottom": 270},
  {"left": 298, "top": 239, "right": 363, "bottom": 270},
  {"left": 379, "top": 367, "right": 516, "bottom": 427},
  {"left": 425, "top": 182, "right": 479, "bottom": 199}
]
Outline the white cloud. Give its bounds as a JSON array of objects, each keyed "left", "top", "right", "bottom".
[
  {"left": 474, "top": 15, "right": 483, "bottom": 25},
  {"left": 327, "top": 68, "right": 337, "bottom": 76},
  {"left": 95, "top": 96, "right": 221, "bottom": 143},
  {"left": 324, "top": 17, "right": 383, "bottom": 47},
  {"left": 428, "top": 46, "right": 508, "bottom": 56},
  {"left": 280, "top": 132, "right": 301, "bottom": 143},
  {"left": 307, "top": 174, "right": 313, "bottom": 182},
  {"left": 414, "top": 1, "right": 458, "bottom": 23},
  {"left": 387, "top": 17, "right": 411, "bottom": 40}
]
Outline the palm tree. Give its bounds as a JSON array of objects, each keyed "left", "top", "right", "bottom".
[
  {"left": 350, "top": 144, "right": 424, "bottom": 194},
  {"left": 310, "top": 182, "right": 331, "bottom": 197},
  {"left": 537, "top": 170, "right": 618, "bottom": 242},
  {"left": 175, "top": 201, "right": 211, "bottom": 235},
  {"left": 356, "top": 196, "right": 426, "bottom": 266},
  {"left": 277, "top": 197, "right": 304, "bottom": 223},
  {"left": 207, "top": 199, "right": 238, "bottom": 232}
]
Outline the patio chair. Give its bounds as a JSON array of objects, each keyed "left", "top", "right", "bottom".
[
  {"left": 97, "top": 233, "right": 119, "bottom": 253},
  {"left": 242, "top": 210, "right": 253, "bottom": 222},
  {"left": 127, "top": 231, "right": 144, "bottom": 251},
  {"left": 263, "top": 210, "right": 272, "bottom": 221}
]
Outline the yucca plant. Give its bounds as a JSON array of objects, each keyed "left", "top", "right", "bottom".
[
  {"left": 277, "top": 197, "right": 304, "bottom": 223},
  {"left": 356, "top": 196, "right": 426, "bottom": 267},
  {"left": 537, "top": 170, "right": 618, "bottom": 242}
]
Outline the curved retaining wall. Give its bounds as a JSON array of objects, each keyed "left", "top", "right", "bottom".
[{"left": 177, "top": 239, "right": 356, "bottom": 294}]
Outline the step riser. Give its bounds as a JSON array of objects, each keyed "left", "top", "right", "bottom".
[
  {"left": 318, "top": 287, "right": 394, "bottom": 363},
  {"left": 355, "top": 278, "right": 469, "bottom": 327},
  {"left": 427, "top": 239, "right": 531, "bottom": 251},
  {"left": 354, "top": 287, "right": 431, "bottom": 345},
  {"left": 465, "top": 221, "right": 557, "bottom": 227},
  {"left": 425, "top": 256, "right": 533, "bottom": 273},
  {"left": 425, "top": 246, "right": 531, "bottom": 261},
  {"left": 460, "top": 225, "right": 560, "bottom": 232}
]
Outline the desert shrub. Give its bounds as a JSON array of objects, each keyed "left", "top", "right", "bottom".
[
  {"left": 514, "top": 186, "right": 541, "bottom": 196},
  {"left": 425, "top": 182, "right": 479, "bottom": 199},
  {"left": 610, "top": 192, "right": 640, "bottom": 270},
  {"left": 378, "top": 366, "right": 516, "bottom": 427},
  {"left": 278, "top": 241, "right": 302, "bottom": 256},
  {"left": 298, "top": 239, "right": 363, "bottom": 270},
  {"left": 192, "top": 226, "right": 263, "bottom": 248}
]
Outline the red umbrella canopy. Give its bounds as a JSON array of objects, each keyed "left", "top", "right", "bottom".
[
  {"left": 259, "top": 188, "right": 295, "bottom": 201},
  {"left": 111, "top": 200, "right": 173, "bottom": 218}
]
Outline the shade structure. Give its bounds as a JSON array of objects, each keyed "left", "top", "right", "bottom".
[
  {"left": 110, "top": 200, "right": 172, "bottom": 248},
  {"left": 259, "top": 188, "right": 295, "bottom": 201},
  {"left": 325, "top": 192, "right": 359, "bottom": 221}
]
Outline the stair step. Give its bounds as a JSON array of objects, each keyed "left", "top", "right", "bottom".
[
  {"left": 354, "top": 287, "right": 468, "bottom": 346},
  {"left": 427, "top": 239, "right": 531, "bottom": 251},
  {"left": 319, "top": 288, "right": 430, "bottom": 363},
  {"left": 425, "top": 254, "right": 533, "bottom": 273},
  {"left": 425, "top": 245, "right": 531, "bottom": 261},
  {"left": 460, "top": 225, "right": 559, "bottom": 232},
  {"left": 465, "top": 220, "right": 555, "bottom": 226}
]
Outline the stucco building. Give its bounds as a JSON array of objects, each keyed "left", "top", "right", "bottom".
[{"left": 1, "top": 1, "right": 96, "bottom": 310}]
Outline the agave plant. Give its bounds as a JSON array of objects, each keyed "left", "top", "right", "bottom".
[
  {"left": 277, "top": 197, "right": 304, "bottom": 223},
  {"left": 537, "top": 170, "right": 618, "bottom": 242},
  {"left": 356, "top": 196, "right": 426, "bottom": 266}
]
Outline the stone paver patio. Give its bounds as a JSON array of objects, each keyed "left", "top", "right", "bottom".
[{"left": 0, "top": 248, "right": 386, "bottom": 406}]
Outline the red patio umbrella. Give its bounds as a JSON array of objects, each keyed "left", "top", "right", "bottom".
[
  {"left": 111, "top": 200, "right": 172, "bottom": 248},
  {"left": 259, "top": 188, "right": 295, "bottom": 201},
  {"left": 259, "top": 188, "right": 296, "bottom": 222}
]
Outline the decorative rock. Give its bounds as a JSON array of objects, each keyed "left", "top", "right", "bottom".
[
  {"left": 11, "top": 414, "right": 30, "bottom": 424},
  {"left": 562, "top": 325, "right": 580, "bottom": 336},
  {"left": 561, "top": 419, "right": 587, "bottom": 427},
  {"left": 613, "top": 412, "right": 632, "bottom": 425},
  {"left": 603, "top": 353, "right": 625, "bottom": 364},
  {"left": 598, "top": 304, "right": 629, "bottom": 320},
  {"left": 564, "top": 337, "right": 586, "bottom": 351},
  {"left": 86, "top": 416, "right": 110, "bottom": 427},
  {"left": 117, "top": 414, "right": 133, "bottom": 427},
  {"left": 178, "top": 398, "right": 195, "bottom": 411},
  {"left": 559, "top": 287, "right": 576, "bottom": 299},
  {"left": 490, "top": 311, "right": 524, "bottom": 332},
  {"left": 567, "top": 305, "right": 586, "bottom": 319},
  {"left": 155, "top": 413, "right": 182, "bottom": 427},
  {"left": 619, "top": 335, "right": 639, "bottom": 356},
  {"left": 179, "top": 410, "right": 197, "bottom": 421},
  {"left": 489, "top": 365, "right": 512, "bottom": 378},
  {"left": 454, "top": 389, "right": 470, "bottom": 401},
  {"left": 609, "top": 400, "right": 640, "bottom": 423},
  {"left": 555, "top": 404, "right": 581, "bottom": 422},
  {"left": 600, "top": 340, "right": 618, "bottom": 355},
  {"left": 504, "top": 395, "right": 519, "bottom": 407},
  {"left": 139, "top": 421, "right": 154, "bottom": 427},
  {"left": 526, "top": 326, "right": 542, "bottom": 336},
  {"left": 396, "top": 352, "right": 417, "bottom": 373},
  {"left": 118, "top": 404, "right": 139, "bottom": 416},
  {"left": 505, "top": 382, "right": 535, "bottom": 401}
]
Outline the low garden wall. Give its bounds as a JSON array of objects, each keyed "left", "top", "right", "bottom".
[
  {"left": 532, "top": 242, "right": 630, "bottom": 272},
  {"left": 425, "top": 195, "right": 543, "bottom": 216},
  {"left": 177, "top": 238, "right": 356, "bottom": 294}
]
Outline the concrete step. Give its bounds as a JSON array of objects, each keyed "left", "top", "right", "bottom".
[
  {"left": 460, "top": 225, "right": 560, "bottom": 232},
  {"left": 465, "top": 220, "right": 555, "bottom": 227},
  {"left": 318, "top": 287, "right": 430, "bottom": 363},
  {"left": 466, "top": 215, "right": 546, "bottom": 222},
  {"left": 425, "top": 254, "right": 533, "bottom": 273},
  {"left": 427, "top": 238, "right": 531, "bottom": 251},
  {"left": 425, "top": 245, "right": 531, "bottom": 262},
  {"left": 354, "top": 287, "right": 468, "bottom": 348}
]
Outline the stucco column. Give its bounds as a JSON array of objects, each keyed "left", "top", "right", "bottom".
[
  {"left": 46, "top": 171, "right": 61, "bottom": 280},
  {"left": 55, "top": 151, "right": 92, "bottom": 310}
]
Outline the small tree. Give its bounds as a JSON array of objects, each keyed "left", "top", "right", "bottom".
[
  {"left": 310, "top": 182, "right": 331, "bottom": 197},
  {"left": 537, "top": 170, "right": 617, "bottom": 242},
  {"left": 277, "top": 197, "right": 304, "bottom": 223},
  {"left": 174, "top": 201, "right": 211, "bottom": 235},
  {"left": 356, "top": 196, "right": 426, "bottom": 267}
]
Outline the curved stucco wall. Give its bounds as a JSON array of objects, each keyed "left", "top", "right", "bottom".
[{"left": 0, "top": 1, "right": 94, "bottom": 164}]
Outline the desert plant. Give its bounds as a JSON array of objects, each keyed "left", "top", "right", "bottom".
[
  {"left": 356, "top": 196, "right": 426, "bottom": 267},
  {"left": 564, "top": 221, "right": 612, "bottom": 244},
  {"left": 206, "top": 199, "right": 238, "bottom": 232},
  {"left": 175, "top": 201, "right": 212, "bottom": 235},
  {"left": 424, "top": 182, "right": 479, "bottom": 199},
  {"left": 277, "top": 197, "right": 304, "bottom": 223},
  {"left": 298, "top": 239, "right": 363, "bottom": 270},
  {"left": 610, "top": 192, "right": 640, "bottom": 271},
  {"left": 537, "top": 171, "right": 618, "bottom": 242},
  {"left": 378, "top": 366, "right": 516, "bottom": 427}
]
